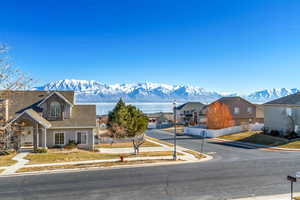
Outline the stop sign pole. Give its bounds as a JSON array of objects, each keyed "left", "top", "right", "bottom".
[{"left": 287, "top": 175, "right": 297, "bottom": 200}]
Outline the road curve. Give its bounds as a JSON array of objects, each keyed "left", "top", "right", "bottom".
[{"left": 0, "top": 129, "right": 300, "bottom": 200}]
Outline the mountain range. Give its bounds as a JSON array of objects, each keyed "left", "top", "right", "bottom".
[{"left": 33, "top": 79, "right": 300, "bottom": 104}]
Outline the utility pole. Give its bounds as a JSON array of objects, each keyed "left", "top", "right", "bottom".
[
  {"left": 201, "top": 131, "right": 206, "bottom": 153},
  {"left": 173, "top": 100, "right": 177, "bottom": 160}
]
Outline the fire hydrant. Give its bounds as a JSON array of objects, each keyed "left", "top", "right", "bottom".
[{"left": 120, "top": 155, "right": 124, "bottom": 162}]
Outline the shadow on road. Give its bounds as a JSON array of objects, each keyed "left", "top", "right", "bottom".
[{"left": 207, "top": 141, "right": 256, "bottom": 149}]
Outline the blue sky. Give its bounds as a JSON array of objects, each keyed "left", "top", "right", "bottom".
[{"left": 1, "top": 0, "right": 300, "bottom": 93}]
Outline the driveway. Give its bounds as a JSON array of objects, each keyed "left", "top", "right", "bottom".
[{"left": 0, "top": 129, "right": 300, "bottom": 200}]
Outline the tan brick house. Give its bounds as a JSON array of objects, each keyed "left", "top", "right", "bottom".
[{"left": 207, "top": 97, "right": 258, "bottom": 129}]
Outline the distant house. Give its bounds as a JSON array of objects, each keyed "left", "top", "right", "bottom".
[
  {"left": 264, "top": 93, "right": 300, "bottom": 135},
  {"left": 255, "top": 104, "right": 264, "bottom": 123},
  {"left": 147, "top": 112, "right": 173, "bottom": 129},
  {"left": 207, "top": 97, "right": 257, "bottom": 129},
  {"left": 175, "top": 102, "right": 206, "bottom": 125},
  {"left": 1, "top": 91, "right": 96, "bottom": 150}
]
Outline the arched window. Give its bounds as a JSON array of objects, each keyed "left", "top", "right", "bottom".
[{"left": 50, "top": 101, "right": 61, "bottom": 118}]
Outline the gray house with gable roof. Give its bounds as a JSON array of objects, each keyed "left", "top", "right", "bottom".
[
  {"left": 264, "top": 93, "right": 300, "bottom": 135},
  {"left": 2, "top": 90, "right": 96, "bottom": 150}
]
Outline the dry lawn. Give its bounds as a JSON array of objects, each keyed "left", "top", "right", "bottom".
[
  {"left": 17, "top": 160, "right": 175, "bottom": 173},
  {"left": 25, "top": 150, "right": 182, "bottom": 165},
  {"left": 183, "top": 150, "right": 206, "bottom": 160},
  {"left": 96, "top": 140, "right": 160, "bottom": 148},
  {"left": 279, "top": 139, "right": 300, "bottom": 149},
  {"left": 145, "top": 136, "right": 174, "bottom": 147},
  {"left": 0, "top": 153, "right": 17, "bottom": 167},
  {"left": 161, "top": 126, "right": 185, "bottom": 134},
  {"left": 219, "top": 131, "right": 287, "bottom": 146}
]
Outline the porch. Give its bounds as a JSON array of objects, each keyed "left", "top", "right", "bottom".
[{"left": 10, "top": 109, "right": 51, "bottom": 151}]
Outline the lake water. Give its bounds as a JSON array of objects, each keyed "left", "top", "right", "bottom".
[{"left": 79, "top": 102, "right": 178, "bottom": 115}]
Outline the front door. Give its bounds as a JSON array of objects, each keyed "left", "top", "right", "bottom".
[{"left": 21, "top": 127, "right": 33, "bottom": 146}]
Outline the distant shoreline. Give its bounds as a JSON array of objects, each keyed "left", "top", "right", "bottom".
[{"left": 77, "top": 102, "right": 187, "bottom": 105}]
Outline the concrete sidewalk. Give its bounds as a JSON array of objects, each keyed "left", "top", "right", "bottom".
[
  {"left": 2, "top": 151, "right": 29, "bottom": 175},
  {"left": 231, "top": 192, "right": 300, "bottom": 200}
]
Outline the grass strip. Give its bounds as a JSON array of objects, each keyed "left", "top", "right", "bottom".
[
  {"left": 183, "top": 149, "right": 206, "bottom": 160},
  {"left": 25, "top": 150, "right": 183, "bottom": 165},
  {"left": 95, "top": 140, "right": 160, "bottom": 148},
  {"left": 18, "top": 160, "right": 175, "bottom": 173}
]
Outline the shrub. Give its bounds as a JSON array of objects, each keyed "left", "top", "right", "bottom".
[
  {"left": 64, "top": 140, "right": 77, "bottom": 150},
  {"left": 262, "top": 127, "right": 269, "bottom": 135},
  {"left": 34, "top": 147, "right": 48, "bottom": 153},
  {"left": 285, "top": 131, "right": 298, "bottom": 140},
  {"left": 269, "top": 130, "right": 280, "bottom": 137},
  {"left": 0, "top": 150, "right": 11, "bottom": 156},
  {"left": 53, "top": 145, "right": 63, "bottom": 149}
]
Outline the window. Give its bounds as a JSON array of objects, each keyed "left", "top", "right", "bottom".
[
  {"left": 247, "top": 107, "right": 253, "bottom": 114},
  {"left": 77, "top": 131, "right": 88, "bottom": 144},
  {"left": 286, "top": 108, "right": 292, "bottom": 116},
  {"left": 50, "top": 101, "right": 61, "bottom": 117},
  {"left": 54, "top": 132, "right": 65, "bottom": 145},
  {"left": 234, "top": 107, "right": 240, "bottom": 115}
]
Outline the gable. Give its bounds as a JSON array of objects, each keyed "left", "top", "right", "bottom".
[
  {"left": 0, "top": 90, "right": 74, "bottom": 121},
  {"left": 37, "top": 92, "right": 73, "bottom": 107},
  {"left": 211, "top": 97, "right": 254, "bottom": 110},
  {"left": 265, "top": 93, "right": 300, "bottom": 106}
]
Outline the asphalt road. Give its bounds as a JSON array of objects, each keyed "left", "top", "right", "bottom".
[{"left": 1, "top": 129, "right": 300, "bottom": 200}]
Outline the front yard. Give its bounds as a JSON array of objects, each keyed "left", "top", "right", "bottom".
[
  {"left": 219, "top": 131, "right": 287, "bottom": 146},
  {"left": 0, "top": 136, "right": 206, "bottom": 175},
  {"left": 0, "top": 153, "right": 17, "bottom": 167},
  {"left": 218, "top": 131, "right": 300, "bottom": 149}
]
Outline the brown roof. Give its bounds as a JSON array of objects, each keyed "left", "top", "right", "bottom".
[
  {"left": 51, "top": 105, "right": 96, "bottom": 128},
  {"left": 10, "top": 109, "right": 52, "bottom": 128},
  {"left": 1, "top": 90, "right": 96, "bottom": 128},
  {"left": 0, "top": 90, "right": 74, "bottom": 120},
  {"left": 214, "top": 96, "right": 253, "bottom": 105},
  {"left": 176, "top": 102, "right": 205, "bottom": 110},
  {"left": 264, "top": 93, "right": 300, "bottom": 105}
]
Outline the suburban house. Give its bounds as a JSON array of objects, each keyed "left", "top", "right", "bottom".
[
  {"left": 147, "top": 112, "right": 173, "bottom": 129},
  {"left": 1, "top": 91, "right": 96, "bottom": 150},
  {"left": 207, "top": 97, "right": 257, "bottom": 129},
  {"left": 255, "top": 104, "right": 264, "bottom": 123},
  {"left": 264, "top": 93, "right": 300, "bottom": 135},
  {"left": 175, "top": 102, "right": 207, "bottom": 125}
]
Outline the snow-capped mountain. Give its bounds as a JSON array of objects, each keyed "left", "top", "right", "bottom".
[
  {"left": 33, "top": 79, "right": 300, "bottom": 103},
  {"left": 245, "top": 88, "right": 300, "bottom": 103}
]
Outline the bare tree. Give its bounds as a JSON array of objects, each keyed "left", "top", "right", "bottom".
[
  {"left": 132, "top": 134, "right": 145, "bottom": 155},
  {"left": 0, "top": 44, "right": 34, "bottom": 152}
]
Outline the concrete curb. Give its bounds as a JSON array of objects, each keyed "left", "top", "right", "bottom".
[{"left": 230, "top": 192, "right": 300, "bottom": 200}]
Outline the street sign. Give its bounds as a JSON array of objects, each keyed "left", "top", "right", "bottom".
[{"left": 287, "top": 175, "right": 297, "bottom": 182}]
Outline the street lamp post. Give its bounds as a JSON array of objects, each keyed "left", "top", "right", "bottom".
[
  {"left": 287, "top": 175, "right": 297, "bottom": 200},
  {"left": 173, "top": 100, "right": 177, "bottom": 160}
]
